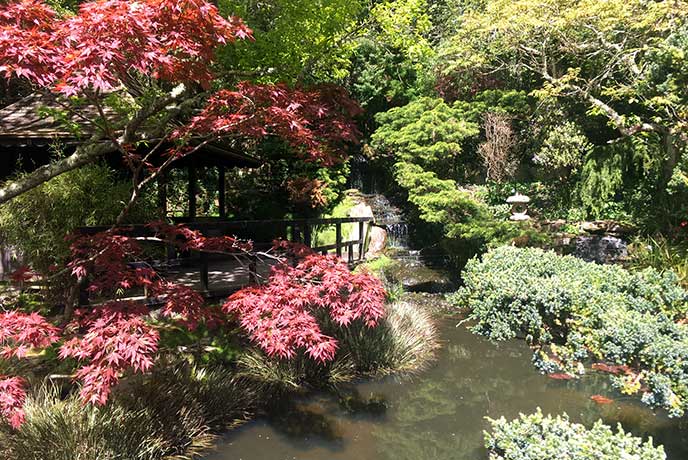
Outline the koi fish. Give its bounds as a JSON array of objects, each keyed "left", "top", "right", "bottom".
[
  {"left": 548, "top": 373, "right": 574, "bottom": 380},
  {"left": 590, "top": 395, "right": 614, "bottom": 405}
]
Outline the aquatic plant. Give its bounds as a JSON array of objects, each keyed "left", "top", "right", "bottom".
[
  {"left": 452, "top": 246, "right": 688, "bottom": 416},
  {"left": 485, "top": 409, "right": 666, "bottom": 460}
]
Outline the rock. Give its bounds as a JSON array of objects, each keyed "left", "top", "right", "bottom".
[
  {"left": 387, "top": 259, "right": 455, "bottom": 293},
  {"left": 580, "top": 221, "right": 606, "bottom": 234},
  {"left": 365, "top": 226, "right": 387, "bottom": 258}
]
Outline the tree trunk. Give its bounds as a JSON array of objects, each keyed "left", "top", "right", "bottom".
[{"left": 659, "top": 131, "right": 680, "bottom": 190}]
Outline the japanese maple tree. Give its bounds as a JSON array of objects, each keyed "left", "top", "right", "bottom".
[
  {"left": 0, "top": 0, "right": 372, "bottom": 429},
  {"left": 224, "top": 248, "right": 386, "bottom": 362},
  {"left": 0, "top": 0, "right": 361, "bottom": 205}
]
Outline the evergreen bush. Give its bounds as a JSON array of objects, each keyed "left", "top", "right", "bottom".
[{"left": 484, "top": 409, "right": 666, "bottom": 460}]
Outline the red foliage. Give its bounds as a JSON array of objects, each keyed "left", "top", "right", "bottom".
[
  {"left": 224, "top": 254, "right": 386, "bottom": 362},
  {"left": 9, "top": 265, "right": 34, "bottom": 285},
  {"left": 179, "top": 82, "right": 362, "bottom": 165},
  {"left": 151, "top": 281, "right": 208, "bottom": 330},
  {"left": 0, "top": 377, "right": 26, "bottom": 429},
  {"left": 0, "top": 311, "right": 60, "bottom": 359},
  {"left": 0, "top": 229, "right": 386, "bottom": 426},
  {"left": 0, "top": 0, "right": 251, "bottom": 93},
  {"left": 59, "top": 301, "right": 159, "bottom": 405},
  {"left": 286, "top": 177, "right": 328, "bottom": 208},
  {"left": 148, "top": 221, "right": 253, "bottom": 253},
  {"left": 68, "top": 231, "right": 157, "bottom": 294}
]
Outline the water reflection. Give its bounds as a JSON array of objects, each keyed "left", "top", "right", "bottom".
[{"left": 206, "top": 318, "right": 688, "bottom": 460}]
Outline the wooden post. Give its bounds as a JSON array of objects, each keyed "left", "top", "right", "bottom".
[
  {"left": 335, "top": 222, "right": 342, "bottom": 258},
  {"left": 358, "top": 221, "right": 365, "bottom": 261},
  {"left": 248, "top": 254, "right": 257, "bottom": 284},
  {"left": 188, "top": 164, "right": 197, "bottom": 219},
  {"left": 218, "top": 165, "right": 226, "bottom": 219},
  {"left": 348, "top": 243, "right": 354, "bottom": 264},
  {"left": 362, "top": 221, "right": 371, "bottom": 259},
  {"left": 293, "top": 224, "right": 302, "bottom": 243},
  {"left": 304, "top": 223, "right": 312, "bottom": 248},
  {"left": 199, "top": 251, "right": 209, "bottom": 292}
]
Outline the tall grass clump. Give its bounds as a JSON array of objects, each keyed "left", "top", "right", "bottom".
[
  {"left": 236, "top": 301, "right": 439, "bottom": 390},
  {"left": 337, "top": 301, "right": 439, "bottom": 377},
  {"left": 629, "top": 235, "right": 688, "bottom": 288},
  {"left": 0, "top": 363, "right": 264, "bottom": 460},
  {"left": 0, "top": 385, "right": 162, "bottom": 460}
]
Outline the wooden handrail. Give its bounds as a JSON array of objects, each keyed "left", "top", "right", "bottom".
[{"left": 77, "top": 216, "right": 374, "bottom": 297}]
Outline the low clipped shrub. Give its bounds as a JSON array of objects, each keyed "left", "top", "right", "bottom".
[
  {"left": 451, "top": 246, "right": 688, "bottom": 416},
  {"left": 484, "top": 409, "right": 666, "bottom": 460}
]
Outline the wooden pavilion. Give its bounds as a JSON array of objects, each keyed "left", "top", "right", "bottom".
[{"left": 0, "top": 94, "right": 372, "bottom": 293}]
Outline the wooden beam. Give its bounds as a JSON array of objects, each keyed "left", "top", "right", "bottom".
[
  {"left": 188, "top": 164, "right": 197, "bottom": 219},
  {"left": 335, "top": 223, "right": 342, "bottom": 258},
  {"left": 218, "top": 165, "right": 226, "bottom": 219}
]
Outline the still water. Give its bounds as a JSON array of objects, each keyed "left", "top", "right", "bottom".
[{"left": 207, "top": 314, "right": 688, "bottom": 460}]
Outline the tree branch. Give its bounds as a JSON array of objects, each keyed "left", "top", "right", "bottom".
[{"left": 0, "top": 138, "right": 117, "bottom": 205}]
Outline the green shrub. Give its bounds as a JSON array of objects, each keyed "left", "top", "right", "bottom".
[
  {"left": 484, "top": 409, "right": 666, "bottom": 460},
  {"left": 451, "top": 246, "right": 688, "bottom": 416}
]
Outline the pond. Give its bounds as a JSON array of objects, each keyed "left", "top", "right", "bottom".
[{"left": 206, "top": 306, "right": 688, "bottom": 460}]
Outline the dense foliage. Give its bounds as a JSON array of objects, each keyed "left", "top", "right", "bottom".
[
  {"left": 485, "top": 409, "right": 666, "bottom": 460},
  {"left": 452, "top": 246, "right": 688, "bottom": 416}
]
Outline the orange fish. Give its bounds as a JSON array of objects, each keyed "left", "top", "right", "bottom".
[
  {"left": 590, "top": 394, "right": 614, "bottom": 405},
  {"left": 548, "top": 373, "right": 574, "bottom": 380},
  {"left": 591, "top": 363, "right": 631, "bottom": 375}
]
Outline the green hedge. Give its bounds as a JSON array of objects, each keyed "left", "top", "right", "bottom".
[
  {"left": 485, "top": 409, "right": 665, "bottom": 460},
  {"left": 451, "top": 246, "right": 688, "bottom": 416}
]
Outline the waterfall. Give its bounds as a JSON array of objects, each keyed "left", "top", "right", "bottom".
[
  {"left": 361, "top": 194, "right": 410, "bottom": 250},
  {"left": 385, "top": 222, "right": 409, "bottom": 249}
]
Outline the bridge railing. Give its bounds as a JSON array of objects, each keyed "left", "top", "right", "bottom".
[{"left": 78, "top": 216, "right": 373, "bottom": 295}]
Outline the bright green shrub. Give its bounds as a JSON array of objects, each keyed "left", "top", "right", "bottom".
[
  {"left": 485, "top": 409, "right": 666, "bottom": 460},
  {"left": 451, "top": 246, "right": 688, "bottom": 416}
]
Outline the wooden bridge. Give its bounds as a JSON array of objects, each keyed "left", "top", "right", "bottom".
[{"left": 80, "top": 216, "right": 374, "bottom": 299}]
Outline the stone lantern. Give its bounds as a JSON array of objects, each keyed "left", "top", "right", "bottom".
[{"left": 506, "top": 191, "right": 531, "bottom": 221}]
